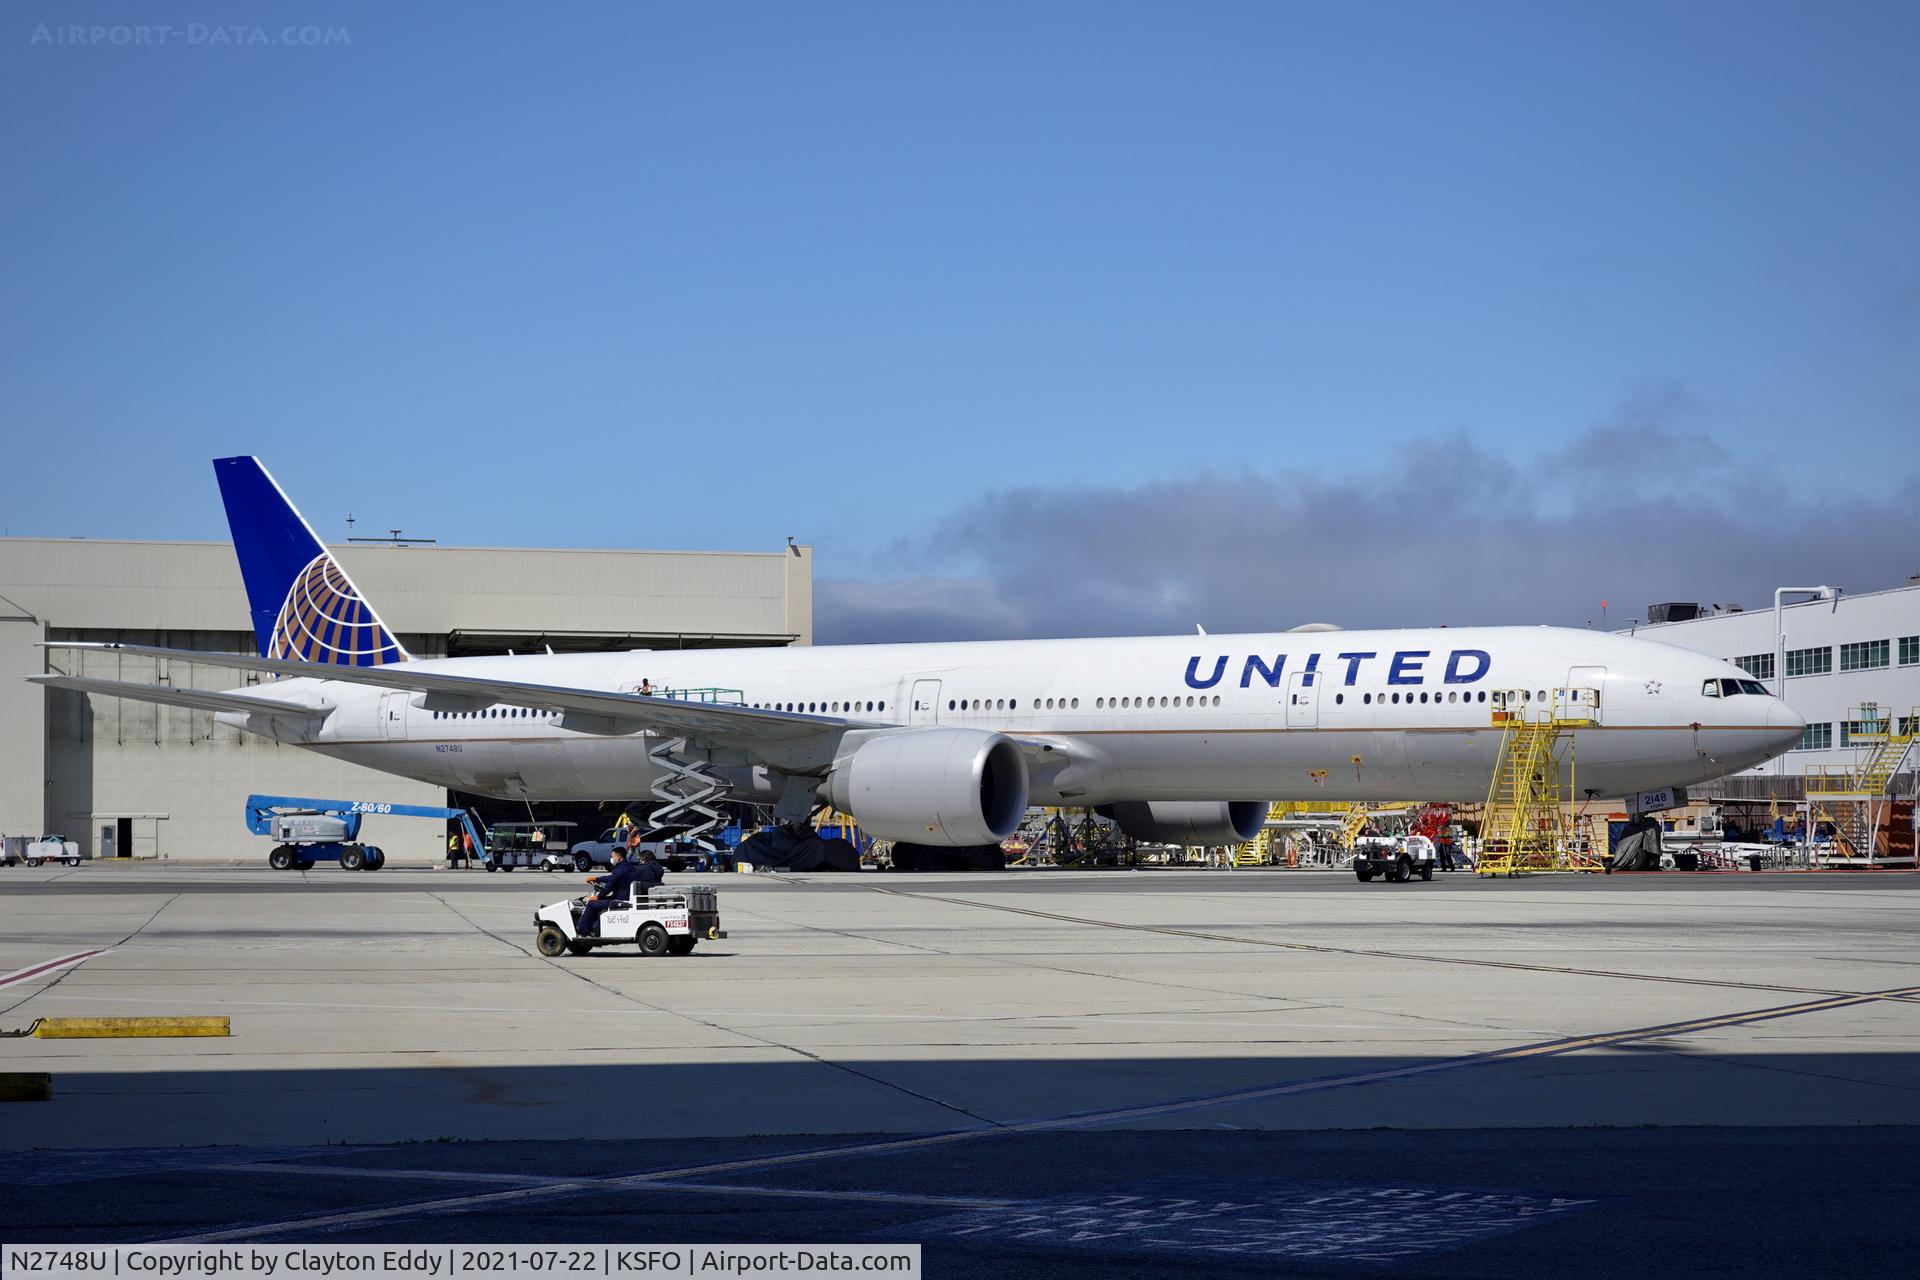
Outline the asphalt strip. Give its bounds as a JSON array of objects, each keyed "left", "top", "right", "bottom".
[{"left": 166, "top": 979, "right": 1920, "bottom": 1243}]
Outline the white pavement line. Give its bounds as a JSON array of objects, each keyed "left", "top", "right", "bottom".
[
  {"left": 647, "top": 1179, "right": 1016, "bottom": 1209},
  {"left": 25, "top": 991, "right": 1409, "bottom": 1030},
  {"left": 221, "top": 1164, "right": 1014, "bottom": 1209},
  {"left": 219, "top": 1163, "right": 571, "bottom": 1187},
  {"left": 0, "top": 948, "right": 110, "bottom": 990},
  {"left": 875, "top": 886, "right": 1891, "bottom": 1000}
]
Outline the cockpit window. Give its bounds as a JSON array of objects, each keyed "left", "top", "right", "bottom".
[
  {"left": 1739, "top": 679, "right": 1769, "bottom": 695},
  {"left": 1722, "top": 678, "right": 1743, "bottom": 697},
  {"left": 1702, "top": 679, "right": 1721, "bottom": 698}
]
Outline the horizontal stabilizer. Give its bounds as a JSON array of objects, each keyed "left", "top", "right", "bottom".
[{"left": 29, "top": 675, "right": 333, "bottom": 720}]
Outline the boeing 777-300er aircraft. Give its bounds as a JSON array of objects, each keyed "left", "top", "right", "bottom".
[{"left": 31, "top": 457, "right": 1806, "bottom": 867}]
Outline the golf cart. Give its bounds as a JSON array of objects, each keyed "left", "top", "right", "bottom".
[{"left": 534, "top": 883, "right": 724, "bottom": 957}]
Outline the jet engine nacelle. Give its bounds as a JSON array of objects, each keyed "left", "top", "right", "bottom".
[
  {"left": 829, "top": 728, "right": 1029, "bottom": 848},
  {"left": 1103, "top": 800, "right": 1266, "bottom": 847}
]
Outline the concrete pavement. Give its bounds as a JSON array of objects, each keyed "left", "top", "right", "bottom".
[{"left": 2, "top": 864, "right": 1915, "bottom": 1274}]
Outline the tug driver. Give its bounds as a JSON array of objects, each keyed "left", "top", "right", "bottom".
[
  {"left": 578, "top": 847, "right": 639, "bottom": 937},
  {"left": 578, "top": 847, "right": 666, "bottom": 937}
]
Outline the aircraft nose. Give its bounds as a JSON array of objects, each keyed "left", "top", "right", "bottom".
[{"left": 1768, "top": 698, "right": 1807, "bottom": 745}]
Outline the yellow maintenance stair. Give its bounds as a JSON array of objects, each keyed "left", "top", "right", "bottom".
[
  {"left": 1476, "top": 687, "right": 1605, "bottom": 876},
  {"left": 1805, "top": 706, "right": 1917, "bottom": 865},
  {"left": 1806, "top": 706, "right": 1916, "bottom": 800}
]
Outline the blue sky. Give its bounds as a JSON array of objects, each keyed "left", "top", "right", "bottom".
[{"left": 3, "top": 2, "right": 1916, "bottom": 636}]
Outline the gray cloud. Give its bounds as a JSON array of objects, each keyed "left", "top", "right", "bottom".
[{"left": 817, "top": 388, "right": 1920, "bottom": 643}]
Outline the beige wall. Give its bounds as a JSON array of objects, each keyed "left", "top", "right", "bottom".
[
  {"left": 0, "top": 615, "right": 45, "bottom": 840},
  {"left": 0, "top": 538, "right": 808, "bottom": 643},
  {"left": 2, "top": 537, "right": 811, "bottom": 861}
]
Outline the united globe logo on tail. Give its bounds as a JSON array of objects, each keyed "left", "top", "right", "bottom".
[
  {"left": 215, "top": 455, "right": 411, "bottom": 667},
  {"left": 270, "top": 553, "right": 405, "bottom": 666}
]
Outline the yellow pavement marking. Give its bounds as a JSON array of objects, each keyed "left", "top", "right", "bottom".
[{"left": 23, "top": 1016, "right": 230, "bottom": 1038}]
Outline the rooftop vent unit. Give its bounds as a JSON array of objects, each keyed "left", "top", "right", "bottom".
[{"left": 1646, "top": 602, "right": 1701, "bottom": 624}]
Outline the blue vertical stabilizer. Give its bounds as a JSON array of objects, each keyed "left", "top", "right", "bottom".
[{"left": 213, "top": 457, "right": 408, "bottom": 665}]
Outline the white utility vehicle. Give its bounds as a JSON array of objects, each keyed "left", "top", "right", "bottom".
[
  {"left": 534, "top": 884, "right": 724, "bottom": 958},
  {"left": 1351, "top": 833, "right": 1437, "bottom": 883},
  {"left": 24, "top": 835, "right": 84, "bottom": 867}
]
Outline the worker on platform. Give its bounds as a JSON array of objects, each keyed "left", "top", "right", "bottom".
[
  {"left": 578, "top": 848, "right": 641, "bottom": 937},
  {"left": 638, "top": 678, "right": 654, "bottom": 696}
]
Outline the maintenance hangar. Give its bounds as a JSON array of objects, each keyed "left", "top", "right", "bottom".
[
  {"left": 1, "top": 536, "right": 812, "bottom": 863},
  {"left": 1623, "top": 577, "right": 1920, "bottom": 798}
]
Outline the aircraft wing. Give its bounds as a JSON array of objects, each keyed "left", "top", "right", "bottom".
[
  {"left": 29, "top": 674, "right": 334, "bottom": 720},
  {"left": 39, "top": 642, "right": 865, "bottom": 743}
]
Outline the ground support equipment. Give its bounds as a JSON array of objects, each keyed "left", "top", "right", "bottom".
[
  {"left": 246, "top": 794, "right": 486, "bottom": 871},
  {"left": 534, "top": 885, "right": 724, "bottom": 957},
  {"left": 1805, "top": 706, "right": 1917, "bottom": 868},
  {"left": 1476, "top": 688, "right": 1606, "bottom": 876}
]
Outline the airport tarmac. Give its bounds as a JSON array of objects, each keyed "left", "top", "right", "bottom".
[{"left": 3, "top": 865, "right": 1917, "bottom": 1276}]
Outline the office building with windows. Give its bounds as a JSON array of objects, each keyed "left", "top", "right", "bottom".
[{"left": 1624, "top": 579, "right": 1920, "bottom": 794}]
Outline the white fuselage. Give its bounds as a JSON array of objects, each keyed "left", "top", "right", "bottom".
[{"left": 215, "top": 626, "right": 1804, "bottom": 805}]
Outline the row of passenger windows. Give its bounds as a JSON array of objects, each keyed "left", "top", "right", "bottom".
[
  {"left": 751, "top": 701, "right": 886, "bottom": 714},
  {"left": 422, "top": 688, "right": 1579, "bottom": 724},
  {"left": 424, "top": 690, "right": 1543, "bottom": 721},
  {"left": 1332, "top": 690, "right": 1500, "bottom": 706},
  {"left": 431, "top": 707, "right": 550, "bottom": 720}
]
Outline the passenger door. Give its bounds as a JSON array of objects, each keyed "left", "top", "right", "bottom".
[
  {"left": 1286, "top": 671, "right": 1318, "bottom": 728},
  {"left": 380, "top": 691, "right": 410, "bottom": 740},
  {"left": 908, "top": 679, "right": 942, "bottom": 726},
  {"left": 1565, "top": 666, "right": 1607, "bottom": 723}
]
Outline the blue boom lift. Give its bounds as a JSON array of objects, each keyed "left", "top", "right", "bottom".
[{"left": 244, "top": 794, "right": 488, "bottom": 871}]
